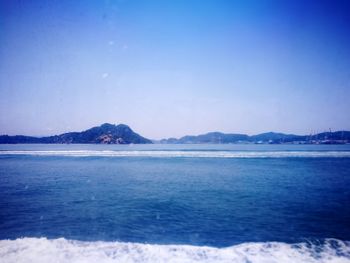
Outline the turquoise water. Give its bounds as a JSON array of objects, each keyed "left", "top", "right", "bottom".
[{"left": 0, "top": 144, "right": 350, "bottom": 262}]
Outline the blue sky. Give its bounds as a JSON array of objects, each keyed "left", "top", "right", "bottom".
[{"left": 1, "top": 0, "right": 350, "bottom": 139}]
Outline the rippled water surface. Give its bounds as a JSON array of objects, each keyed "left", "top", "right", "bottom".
[{"left": 1, "top": 144, "right": 350, "bottom": 262}]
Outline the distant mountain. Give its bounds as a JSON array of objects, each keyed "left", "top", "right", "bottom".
[
  {"left": 308, "top": 131, "right": 350, "bottom": 141},
  {"left": 249, "top": 132, "right": 306, "bottom": 143},
  {"left": 160, "top": 131, "right": 350, "bottom": 144},
  {"left": 160, "top": 132, "right": 249, "bottom": 144},
  {"left": 1, "top": 125, "right": 350, "bottom": 144},
  {"left": 0, "top": 123, "right": 152, "bottom": 144}
]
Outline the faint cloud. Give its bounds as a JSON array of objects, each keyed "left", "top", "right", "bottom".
[
  {"left": 102, "top": 73, "right": 109, "bottom": 79},
  {"left": 108, "top": 40, "right": 115, "bottom": 46}
]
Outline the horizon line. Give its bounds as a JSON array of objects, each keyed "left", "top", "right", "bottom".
[{"left": 1, "top": 122, "right": 349, "bottom": 140}]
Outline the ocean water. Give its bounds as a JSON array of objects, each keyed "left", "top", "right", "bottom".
[{"left": 0, "top": 144, "right": 350, "bottom": 262}]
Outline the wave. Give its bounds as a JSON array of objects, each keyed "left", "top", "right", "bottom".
[
  {"left": 0, "top": 238, "right": 349, "bottom": 263},
  {"left": 1, "top": 150, "right": 350, "bottom": 158}
]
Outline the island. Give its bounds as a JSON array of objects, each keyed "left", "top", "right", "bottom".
[
  {"left": 0, "top": 123, "right": 152, "bottom": 144},
  {"left": 1, "top": 124, "right": 349, "bottom": 144}
]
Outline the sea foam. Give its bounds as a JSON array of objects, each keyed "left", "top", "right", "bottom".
[
  {"left": 1, "top": 150, "right": 350, "bottom": 158},
  {"left": 0, "top": 238, "right": 349, "bottom": 263}
]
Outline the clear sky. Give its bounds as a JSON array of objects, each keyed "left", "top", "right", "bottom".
[{"left": 1, "top": 0, "right": 350, "bottom": 139}]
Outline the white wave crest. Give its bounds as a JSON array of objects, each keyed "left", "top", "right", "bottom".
[
  {"left": 0, "top": 238, "right": 349, "bottom": 263},
  {"left": 1, "top": 150, "right": 350, "bottom": 158}
]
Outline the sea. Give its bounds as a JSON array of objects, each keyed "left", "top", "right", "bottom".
[{"left": 0, "top": 144, "right": 350, "bottom": 263}]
